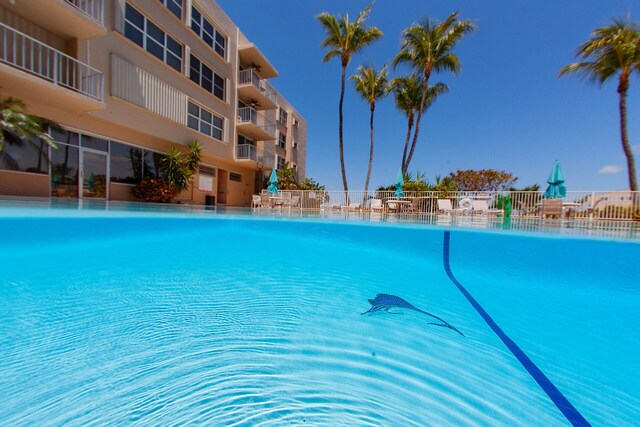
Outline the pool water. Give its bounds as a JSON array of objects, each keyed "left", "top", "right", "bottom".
[{"left": 0, "top": 212, "right": 639, "bottom": 426}]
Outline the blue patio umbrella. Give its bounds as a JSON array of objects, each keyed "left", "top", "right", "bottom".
[
  {"left": 267, "top": 168, "right": 279, "bottom": 195},
  {"left": 394, "top": 169, "right": 404, "bottom": 197},
  {"left": 544, "top": 160, "right": 566, "bottom": 199}
]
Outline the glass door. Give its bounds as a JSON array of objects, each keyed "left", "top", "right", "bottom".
[{"left": 80, "top": 148, "right": 108, "bottom": 199}]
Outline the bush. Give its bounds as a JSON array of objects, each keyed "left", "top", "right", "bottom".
[{"left": 132, "top": 178, "right": 177, "bottom": 203}]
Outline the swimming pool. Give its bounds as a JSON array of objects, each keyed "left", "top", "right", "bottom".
[{"left": 1, "top": 205, "right": 638, "bottom": 425}]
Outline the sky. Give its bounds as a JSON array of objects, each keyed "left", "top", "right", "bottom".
[{"left": 217, "top": 0, "right": 640, "bottom": 191}]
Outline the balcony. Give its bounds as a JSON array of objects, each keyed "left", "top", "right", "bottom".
[
  {"left": 236, "top": 144, "right": 275, "bottom": 169},
  {"left": 2, "top": 0, "right": 105, "bottom": 39},
  {"left": 237, "top": 69, "right": 278, "bottom": 110},
  {"left": 237, "top": 107, "right": 276, "bottom": 141},
  {"left": 0, "top": 23, "right": 104, "bottom": 111}
]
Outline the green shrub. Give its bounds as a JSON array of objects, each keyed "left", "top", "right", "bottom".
[{"left": 132, "top": 178, "right": 177, "bottom": 203}]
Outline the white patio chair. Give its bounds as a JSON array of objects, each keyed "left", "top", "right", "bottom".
[
  {"left": 437, "top": 199, "right": 465, "bottom": 214},
  {"left": 370, "top": 199, "right": 383, "bottom": 213},
  {"left": 471, "top": 200, "right": 502, "bottom": 216}
]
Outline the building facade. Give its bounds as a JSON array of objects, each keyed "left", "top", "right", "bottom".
[{"left": 0, "top": 0, "right": 306, "bottom": 206}]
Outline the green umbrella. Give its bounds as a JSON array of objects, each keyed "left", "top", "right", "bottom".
[
  {"left": 267, "top": 168, "right": 279, "bottom": 195},
  {"left": 394, "top": 169, "right": 404, "bottom": 197},
  {"left": 544, "top": 160, "right": 566, "bottom": 199}
]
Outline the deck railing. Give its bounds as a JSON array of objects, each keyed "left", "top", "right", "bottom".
[
  {"left": 237, "top": 107, "right": 276, "bottom": 138},
  {"left": 253, "top": 190, "right": 640, "bottom": 221},
  {"left": 0, "top": 23, "right": 104, "bottom": 101},
  {"left": 237, "top": 144, "right": 275, "bottom": 168},
  {"left": 238, "top": 68, "right": 277, "bottom": 105},
  {"left": 66, "top": 0, "right": 104, "bottom": 25}
]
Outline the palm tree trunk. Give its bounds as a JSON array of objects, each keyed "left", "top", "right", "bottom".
[
  {"left": 401, "top": 115, "right": 414, "bottom": 174},
  {"left": 339, "top": 64, "right": 349, "bottom": 194},
  {"left": 364, "top": 104, "right": 375, "bottom": 205},
  {"left": 618, "top": 80, "right": 638, "bottom": 192},
  {"left": 404, "top": 73, "right": 431, "bottom": 174}
]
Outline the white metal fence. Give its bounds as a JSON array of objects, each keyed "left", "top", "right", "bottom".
[
  {"left": 0, "top": 23, "right": 104, "bottom": 101},
  {"left": 256, "top": 190, "right": 640, "bottom": 221},
  {"left": 237, "top": 107, "right": 276, "bottom": 138},
  {"left": 238, "top": 68, "right": 278, "bottom": 105}
]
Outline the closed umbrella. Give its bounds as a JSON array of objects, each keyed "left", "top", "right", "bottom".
[
  {"left": 544, "top": 160, "right": 566, "bottom": 199},
  {"left": 394, "top": 169, "right": 404, "bottom": 198},
  {"left": 267, "top": 168, "right": 279, "bottom": 195}
]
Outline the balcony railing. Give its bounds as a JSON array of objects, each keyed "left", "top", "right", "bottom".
[
  {"left": 0, "top": 23, "right": 104, "bottom": 101},
  {"left": 238, "top": 68, "right": 277, "bottom": 104},
  {"left": 65, "top": 0, "right": 104, "bottom": 25},
  {"left": 236, "top": 144, "right": 275, "bottom": 168},
  {"left": 237, "top": 107, "right": 276, "bottom": 137}
]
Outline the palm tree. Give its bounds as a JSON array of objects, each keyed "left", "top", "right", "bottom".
[
  {"left": 391, "top": 75, "right": 449, "bottom": 174},
  {"left": 351, "top": 65, "right": 389, "bottom": 201},
  {"left": 560, "top": 18, "right": 640, "bottom": 191},
  {"left": 393, "top": 12, "right": 475, "bottom": 173},
  {"left": 317, "top": 3, "right": 383, "bottom": 193},
  {"left": 0, "top": 97, "right": 56, "bottom": 153}
]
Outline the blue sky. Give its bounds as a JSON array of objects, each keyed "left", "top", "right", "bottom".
[{"left": 218, "top": 0, "right": 640, "bottom": 191}]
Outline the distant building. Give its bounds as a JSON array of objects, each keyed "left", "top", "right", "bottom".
[{"left": 0, "top": 0, "right": 306, "bottom": 206}]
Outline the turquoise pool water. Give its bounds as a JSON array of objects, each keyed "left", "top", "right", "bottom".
[{"left": 1, "top": 204, "right": 639, "bottom": 425}]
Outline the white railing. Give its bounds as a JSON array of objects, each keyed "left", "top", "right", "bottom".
[
  {"left": 237, "top": 144, "right": 275, "bottom": 168},
  {"left": 237, "top": 107, "right": 276, "bottom": 138},
  {"left": 238, "top": 68, "right": 277, "bottom": 105},
  {"left": 66, "top": 0, "right": 104, "bottom": 25},
  {"left": 0, "top": 23, "right": 104, "bottom": 101},
  {"left": 252, "top": 190, "right": 640, "bottom": 221}
]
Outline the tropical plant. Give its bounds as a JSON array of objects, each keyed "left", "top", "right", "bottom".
[
  {"left": 276, "top": 162, "right": 299, "bottom": 190},
  {"left": 298, "top": 177, "right": 325, "bottom": 191},
  {"left": 351, "top": 64, "right": 389, "bottom": 200},
  {"left": 317, "top": 3, "right": 383, "bottom": 193},
  {"left": 448, "top": 169, "right": 517, "bottom": 191},
  {"left": 132, "top": 140, "right": 201, "bottom": 202},
  {"left": 560, "top": 17, "right": 640, "bottom": 191},
  {"left": 391, "top": 75, "right": 448, "bottom": 174},
  {"left": 393, "top": 12, "right": 475, "bottom": 173},
  {"left": 131, "top": 178, "right": 177, "bottom": 203},
  {"left": 160, "top": 140, "right": 201, "bottom": 192}
]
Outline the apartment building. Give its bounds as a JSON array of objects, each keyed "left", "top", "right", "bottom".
[{"left": 0, "top": 0, "right": 306, "bottom": 206}]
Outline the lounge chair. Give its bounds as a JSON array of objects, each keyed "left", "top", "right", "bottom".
[
  {"left": 405, "top": 197, "right": 424, "bottom": 213},
  {"left": 341, "top": 202, "right": 361, "bottom": 212},
  {"left": 437, "top": 199, "right": 465, "bottom": 214},
  {"left": 370, "top": 199, "right": 383, "bottom": 212},
  {"left": 540, "top": 198, "right": 563, "bottom": 219},
  {"left": 260, "top": 193, "right": 271, "bottom": 208},
  {"left": 471, "top": 200, "right": 502, "bottom": 216}
]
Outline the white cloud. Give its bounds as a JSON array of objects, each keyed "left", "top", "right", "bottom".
[{"left": 597, "top": 165, "right": 623, "bottom": 174}]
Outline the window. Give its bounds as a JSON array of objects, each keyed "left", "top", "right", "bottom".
[
  {"left": 187, "top": 101, "right": 224, "bottom": 140},
  {"left": 124, "top": 4, "right": 183, "bottom": 72},
  {"left": 159, "top": 0, "right": 182, "bottom": 19},
  {"left": 229, "top": 172, "right": 242, "bottom": 182},
  {"left": 0, "top": 135, "right": 49, "bottom": 174},
  {"left": 110, "top": 142, "right": 143, "bottom": 184},
  {"left": 278, "top": 107, "right": 288, "bottom": 124},
  {"left": 191, "top": 7, "right": 227, "bottom": 59},
  {"left": 81, "top": 135, "right": 108, "bottom": 152},
  {"left": 143, "top": 150, "right": 164, "bottom": 179},
  {"left": 190, "top": 55, "right": 225, "bottom": 101},
  {"left": 238, "top": 134, "right": 254, "bottom": 146},
  {"left": 277, "top": 132, "right": 286, "bottom": 149},
  {"left": 276, "top": 156, "right": 286, "bottom": 170}
]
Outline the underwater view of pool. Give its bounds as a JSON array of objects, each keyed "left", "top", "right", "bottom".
[{"left": 1, "top": 204, "right": 638, "bottom": 426}]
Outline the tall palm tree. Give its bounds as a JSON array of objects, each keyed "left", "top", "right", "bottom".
[
  {"left": 560, "top": 18, "right": 640, "bottom": 191},
  {"left": 393, "top": 12, "right": 475, "bottom": 173},
  {"left": 351, "top": 65, "right": 389, "bottom": 200},
  {"left": 317, "top": 3, "right": 383, "bottom": 193},
  {"left": 391, "top": 75, "right": 448, "bottom": 175}
]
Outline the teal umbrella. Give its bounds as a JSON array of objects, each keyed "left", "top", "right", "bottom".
[
  {"left": 267, "top": 168, "right": 279, "bottom": 195},
  {"left": 394, "top": 169, "right": 404, "bottom": 197},
  {"left": 544, "top": 160, "right": 566, "bottom": 199}
]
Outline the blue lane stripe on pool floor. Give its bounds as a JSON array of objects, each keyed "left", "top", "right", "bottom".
[{"left": 442, "top": 231, "right": 590, "bottom": 427}]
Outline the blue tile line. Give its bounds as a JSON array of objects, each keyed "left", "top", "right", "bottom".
[{"left": 442, "top": 231, "right": 590, "bottom": 427}]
